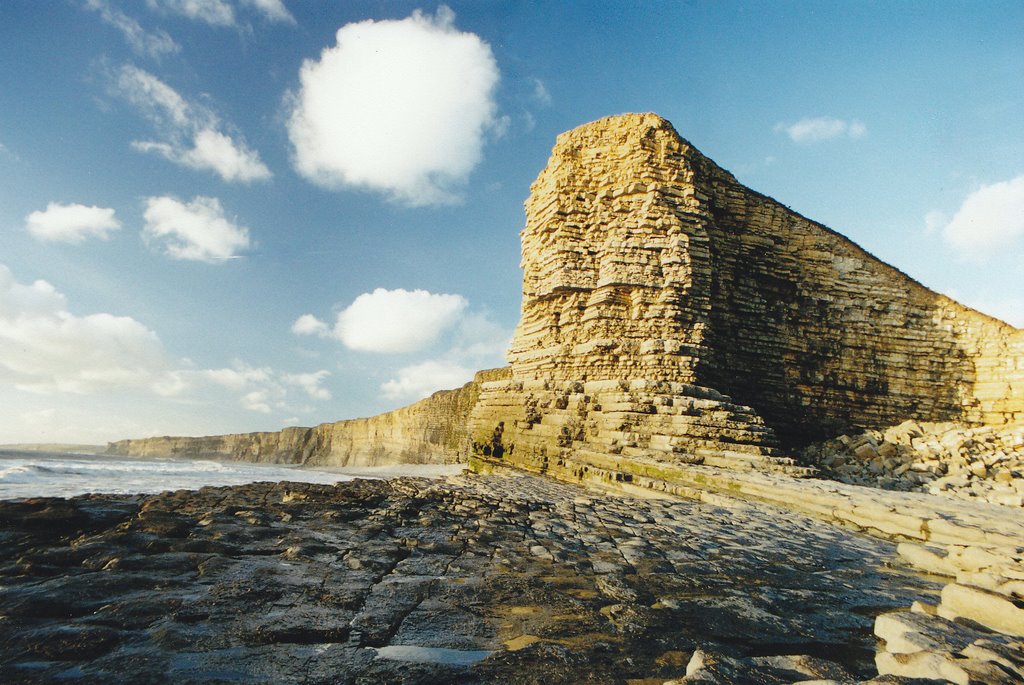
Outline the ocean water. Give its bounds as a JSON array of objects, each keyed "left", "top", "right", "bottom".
[{"left": 0, "top": 450, "right": 460, "bottom": 500}]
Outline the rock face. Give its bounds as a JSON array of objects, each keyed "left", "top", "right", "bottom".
[
  {"left": 107, "top": 369, "right": 509, "bottom": 466},
  {"left": 110, "top": 113, "right": 1023, "bottom": 476},
  {"left": 470, "top": 113, "right": 1023, "bottom": 472}
]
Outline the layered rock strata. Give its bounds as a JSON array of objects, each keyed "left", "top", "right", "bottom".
[
  {"left": 111, "top": 113, "right": 1022, "bottom": 478},
  {"left": 107, "top": 369, "right": 508, "bottom": 467},
  {"left": 469, "top": 113, "right": 1023, "bottom": 482}
]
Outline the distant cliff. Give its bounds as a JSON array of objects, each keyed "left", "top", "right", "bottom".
[{"left": 106, "top": 368, "right": 510, "bottom": 465}]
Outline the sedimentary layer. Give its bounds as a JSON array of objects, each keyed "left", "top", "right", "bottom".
[
  {"left": 110, "top": 113, "right": 1023, "bottom": 476},
  {"left": 489, "top": 113, "right": 1022, "bottom": 441},
  {"left": 107, "top": 369, "right": 509, "bottom": 466}
]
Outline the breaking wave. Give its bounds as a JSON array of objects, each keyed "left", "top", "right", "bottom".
[{"left": 0, "top": 450, "right": 351, "bottom": 500}]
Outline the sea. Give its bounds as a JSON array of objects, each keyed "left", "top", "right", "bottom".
[{"left": 0, "top": 449, "right": 461, "bottom": 501}]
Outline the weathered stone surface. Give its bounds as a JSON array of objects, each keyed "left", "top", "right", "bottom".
[
  {"left": 873, "top": 609, "right": 1024, "bottom": 683},
  {"left": 0, "top": 474, "right": 940, "bottom": 684},
  {"left": 89, "top": 113, "right": 1024, "bottom": 681},
  {"left": 938, "top": 583, "right": 1024, "bottom": 637},
  {"left": 804, "top": 421, "right": 1024, "bottom": 507}
]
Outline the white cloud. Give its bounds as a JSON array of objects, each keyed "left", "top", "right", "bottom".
[
  {"left": 283, "top": 370, "right": 331, "bottom": 400},
  {"left": 380, "top": 359, "right": 474, "bottom": 401},
  {"left": 113, "top": 64, "right": 271, "bottom": 182},
  {"left": 333, "top": 288, "right": 468, "bottom": 353},
  {"left": 0, "top": 264, "right": 334, "bottom": 440},
  {"left": 241, "top": 389, "right": 274, "bottom": 413},
  {"left": 292, "top": 288, "right": 469, "bottom": 353},
  {"left": 939, "top": 174, "right": 1024, "bottom": 259},
  {"left": 146, "top": 0, "right": 294, "bottom": 26},
  {"left": 294, "top": 289, "right": 510, "bottom": 404},
  {"left": 286, "top": 6, "right": 500, "bottom": 205},
  {"left": 291, "top": 313, "right": 329, "bottom": 336},
  {"left": 134, "top": 128, "right": 271, "bottom": 182},
  {"left": 25, "top": 202, "right": 121, "bottom": 243},
  {"left": 204, "top": 361, "right": 272, "bottom": 389},
  {"left": 239, "top": 0, "right": 294, "bottom": 24},
  {"left": 530, "top": 77, "right": 552, "bottom": 106},
  {"left": 143, "top": 195, "right": 251, "bottom": 262},
  {"left": 204, "top": 361, "right": 330, "bottom": 411},
  {"left": 0, "top": 264, "right": 175, "bottom": 395},
  {"left": 86, "top": 0, "right": 180, "bottom": 59},
  {"left": 774, "top": 117, "right": 867, "bottom": 144},
  {"left": 114, "top": 64, "right": 193, "bottom": 127},
  {"left": 147, "top": 0, "right": 235, "bottom": 26}
]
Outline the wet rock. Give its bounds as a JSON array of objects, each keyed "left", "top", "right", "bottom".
[{"left": 0, "top": 474, "right": 941, "bottom": 683}]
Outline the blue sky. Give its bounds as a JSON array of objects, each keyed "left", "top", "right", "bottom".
[{"left": 1, "top": 1, "right": 1021, "bottom": 444}]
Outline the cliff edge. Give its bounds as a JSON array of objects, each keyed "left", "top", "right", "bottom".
[{"left": 107, "top": 368, "right": 509, "bottom": 466}]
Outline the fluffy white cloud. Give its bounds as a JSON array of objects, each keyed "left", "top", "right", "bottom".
[
  {"left": 286, "top": 6, "right": 500, "bottom": 205},
  {"left": 133, "top": 129, "right": 270, "bottom": 183},
  {"left": 86, "top": 0, "right": 180, "bottom": 59},
  {"left": 290, "top": 313, "right": 329, "bottom": 336},
  {"left": 143, "top": 195, "right": 251, "bottom": 262},
  {"left": 25, "top": 202, "right": 121, "bottom": 243},
  {"left": 0, "top": 265, "right": 334, "bottom": 440},
  {"left": 205, "top": 361, "right": 330, "bottom": 411},
  {"left": 204, "top": 362, "right": 272, "bottom": 389},
  {"left": 115, "top": 64, "right": 193, "bottom": 128},
  {"left": 114, "top": 65, "right": 271, "bottom": 182},
  {"left": 939, "top": 175, "right": 1024, "bottom": 259},
  {"left": 295, "top": 288, "right": 468, "bottom": 353},
  {"left": 380, "top": 359, "right": 474, "bottom": 401},
  {"left": 774, "top": 117, "right": 867, "bottom": 144},
  {"left": 294, "top": 288, "right": 509, "bottom": 403},
  {"left": 0, "top": 264, "right": 174, "bottom": 394}
]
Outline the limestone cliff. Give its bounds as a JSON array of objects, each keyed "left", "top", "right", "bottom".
[
  {"left": 110, "top": 113, "right": 1022, "bottom": 476},
  {"left": 107, "top": 369, "right": 508, "bottom": 466},
  {"left": 469, "top": 114, "right": 1022, "bottom": 472}
]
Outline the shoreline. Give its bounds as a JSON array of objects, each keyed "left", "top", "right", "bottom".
[{"left": 0, "top": 472, "right": 939, "bottom": 683}]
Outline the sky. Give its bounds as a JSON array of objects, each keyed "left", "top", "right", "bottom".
[{"left": 1, "top": 1, "right": 1022, "bottom": 445}]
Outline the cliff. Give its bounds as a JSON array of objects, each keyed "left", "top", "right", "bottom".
[
  {"left": 110, "top": 113, "right": 1022, "bottom": 474},
  {"left": 467, "top": 114, "right": 1023, "bottom": 482},
  {"left": 107, "top": 368, "right": 509, "bottom": 465}
]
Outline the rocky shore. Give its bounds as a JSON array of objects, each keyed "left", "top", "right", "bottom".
[
  {"left": 0, "top": 472, "right": 959, "bottom": 684},
  {"left": 804, "top": 421, "right": 1024, "bottom": 508}
]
